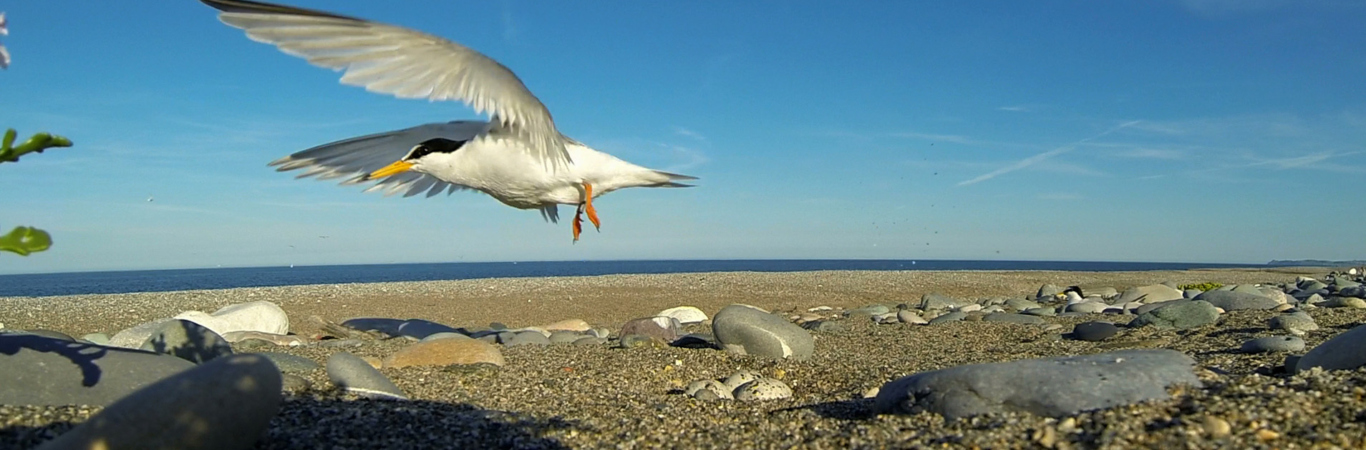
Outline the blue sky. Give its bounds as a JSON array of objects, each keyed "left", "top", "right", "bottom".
[{"left": 2, "top": 0, "right": 1363, "bottom": 274}]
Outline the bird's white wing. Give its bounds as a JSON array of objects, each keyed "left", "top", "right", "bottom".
[
  {"left": 202, "top": 0, "right": 571, "bottom": 171},
  {"left": 270, "top": 121, "right": 482, "bottom": 198}
]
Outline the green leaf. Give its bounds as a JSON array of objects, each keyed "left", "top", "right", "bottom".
[
  {"left": 0, "top": 128, "right": 74, "bottom": 164},
  {"left": 0, "top": 226, "right": 53, "bottom": 256}
]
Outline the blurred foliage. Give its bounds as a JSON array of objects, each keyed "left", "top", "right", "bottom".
[
  {"left": 1, "top": 128, "right": 73, "bottom": 163},
  {"left": 1178, "top": 282, "right": 1224, "bottom": 292},
  {"left": 1, "top": 226, "right": 52, "bottom": 256},
  {"left": 3, "top": 128, "right": 72, "bottom": 256}
]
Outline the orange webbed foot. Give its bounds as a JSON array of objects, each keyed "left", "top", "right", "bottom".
[{"left": 583, "top": 182, "right": 601, "bottom": 231}]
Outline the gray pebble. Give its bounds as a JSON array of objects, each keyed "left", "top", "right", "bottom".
[{"left": 1241, "top": 336, "right": 1305, "bottom": 353}]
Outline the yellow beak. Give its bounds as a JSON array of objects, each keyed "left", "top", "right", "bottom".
[{"left": 367, "top": 160, "right": 413, "bottom": 179}]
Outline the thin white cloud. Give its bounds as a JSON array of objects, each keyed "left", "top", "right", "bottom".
[
  {"left": 996, "top": 105, "right": 1030, "bottom": 113},
  {"left": 672, "top": 126, "right": 708, "bottom": 143},
  {"left": 888, "top": 131, "right": 976, "bottom": 145},
  {"left": 958, "top": 121, "right": 1140, "bottom": 186},
  {"left": 1111, "top": 147, "right": 1187, "bottom": 160}
]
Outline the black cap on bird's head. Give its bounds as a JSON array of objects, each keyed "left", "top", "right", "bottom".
[
  {"left": 404, "top": 138, "right": 466, "bottom": 161},
  {"left": 366, "top": 138, "right": 468, "bottom": 180}
]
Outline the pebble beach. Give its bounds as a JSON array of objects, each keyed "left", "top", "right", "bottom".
[{"left": 4, "top": 267, "right": 1366, "bottom": 449}]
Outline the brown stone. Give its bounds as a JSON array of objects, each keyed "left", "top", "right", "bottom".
[
  {"left": 541, "top": 319, "right": 592, "bottom": 332},
  {"left": 382, "top": 338, "right": 505, "bottom": 368}
]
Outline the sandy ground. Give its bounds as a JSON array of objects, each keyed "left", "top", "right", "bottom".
[{"left": 4, "top": 266, "right": 1365, "bottom": 449}]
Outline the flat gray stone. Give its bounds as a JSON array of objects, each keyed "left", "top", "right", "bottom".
[
  {"left": 920, "top": 293, "right": 964, "bottom": 310},
  {"left": 1037, "top": 284, "right": 1064, "bottom": 298},
  {"left": 1070, "top": 322, "right": 1120, "bottom": 341},
  {"left": 1005, "top": 299, "right": 1042, "bottom": 311},
  {"left": 108, "top": 319, "right": 176, "bottom": 349},
  {"left": 845, "top": 304, "right": 891, "bottom": 317},
  {"left": 1115, "top": 284, "right": 1183, "bottom": 304},
  {"left": 619, "top": 316, "right": 681, "bottom": 343},
  {"left": 1298, "top": 324, "right": 1366, "bottom": 372},
  {"left": 326, "top": 352, "right": 405, "bottom": 400},
  {"left": 1241, "top": 336, "right": 1305, "bottom": 353},
  {"left": 503, "top": 331, "right": 551, "bottom": 347},
  {"left": 874, "top": 349, "right": 1202, "bottom": 419},
  {"left": 0, "top": 334, "right": 196, "bottom": 406},
  {"left": 981, "top": 312, "right": 1046, "bottom": 325},
  {"left": 1194, "top": 290, "right": 1279, "bottom": 311},
  {"left": 1128, "top": 300, "right": 1219, "bottom": 329},
  {"left": 251, "top": 351, "right": 321, "bottom": 373},
  {"left": 712, "top": 304, "right": 814, "bottom": 360},
  {"left": 1023, "top": 307, "right": 1057, "bottom": 317},
  {"left": 927, "top": 311, "right": 967, "bottom": 325},
  {"left": 139, "top": 319, "right": 235, "bottom": 364},
  {"left": 35, "top": 353, "right": 282, "bottom": 450},
  {"left": 341, "top": 318, "right": 461, "bottom": 340},
  {"left": 548, "top": 330, "right": 583, "bottom": 344}
]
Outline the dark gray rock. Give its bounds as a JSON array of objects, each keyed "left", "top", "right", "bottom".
[
  {"left": 1240, "top": 336, "right": 1305, "bottom": 353},
  {"left": 1297, "top": 324, "right": 1366, "bottom": 372},
  {"left": 981, "top": 312, "right": 1046, "bottom": 325},
  {"left": 1128, "top": 300, "right": 1219, "bottom": 329},
  {"left": 1269, "top": 311, "right": 1318, "bottom": 335},
  {"left": 35, "top": 353, "right": 282, "bottom": 450},
  {"left": 712, "top": 304, "right": 814, "bottom": 360},
  {"left": 874, "top": 349, "right": 1201, "bottom": 419},
  {"left": 1070, "top": 322, "right": 1120, "bottom": 341},
  {"left": 139, "top": 319, "right": 235, "bottom": 364},
  {"left": 251, "top": 351, "right": 321, "bottom": 373},
  {"left": 670, "top": 333, "right": 717, "bottom": 349},
  {"left": 1338, "top": 286, "right": 1366, "bottom": 298},
  {"left": 326, "top": 352, "right": 405, "bottom": 400},
  {"left": 0, "top": 334, "right": 196, "bottom": 406},
  {"left": 1194, "top": 290, "right": 1279, "bottom": 311}
]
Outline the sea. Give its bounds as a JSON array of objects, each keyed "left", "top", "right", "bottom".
[{"left": 0, "top": 259, "right": 1266, "bottom": 298}]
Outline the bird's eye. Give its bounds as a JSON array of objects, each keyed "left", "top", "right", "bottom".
[{"left": 407, "top": 146, "right": 430, "bottom": 160}]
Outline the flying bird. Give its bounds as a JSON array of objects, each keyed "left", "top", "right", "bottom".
[{"left": 200, "top": 0, "right": 696, "bottom": 241}]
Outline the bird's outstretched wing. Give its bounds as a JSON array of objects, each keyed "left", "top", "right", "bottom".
[
  {"left": 201, "top": 0, "right": 572, "bottom": 171},
  {"left": 270, "top": 121, "right": 482, "bottom": 198}
]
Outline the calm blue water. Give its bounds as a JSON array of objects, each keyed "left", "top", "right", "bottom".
[{"left": 0, "top": 259, "right": 1263, "bottom": 297}]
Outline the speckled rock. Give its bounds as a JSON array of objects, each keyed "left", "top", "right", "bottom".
[
  {"left": 34, "top": 353, "right": 282, "bottom": 450},
  {"left": 684, "top": 379, "right": 733, "bottom": 400},
  {"left": 548, "top": 330, "right": 583, "bottom": 344},
  {"left": 722, "top": 370, "right": 764, "bottom": 392},
  {"left": 734, "top": 378, "right": 792, "bottom": 401},
  {"left": 502, "top": 331, "right": 551, "bottom": 347},
  {"left": 875, "top": 349, "right": 1202, "bottom": 419},
  {"left": 382, "top": 338, "right": 505, "bottom": 368},
  {"left": 712, "top": 304, "right": 814, "bottom": 360}
]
